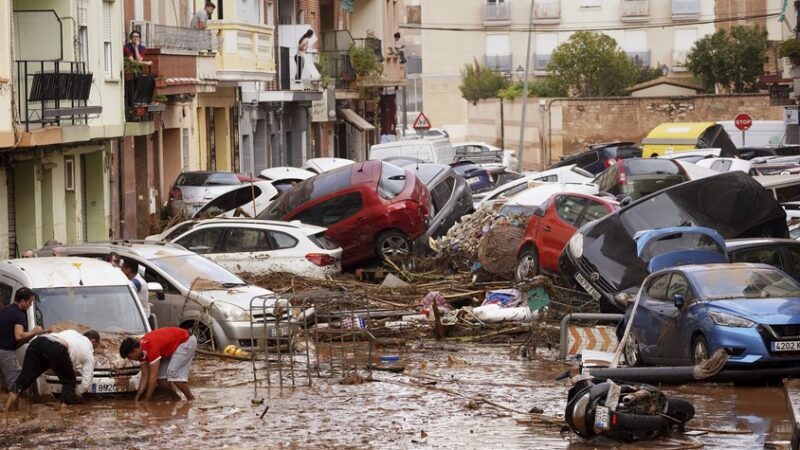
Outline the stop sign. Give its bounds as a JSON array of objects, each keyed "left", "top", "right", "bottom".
[{"left": 734, "top": 113, "right": 752, "bottom": 131}]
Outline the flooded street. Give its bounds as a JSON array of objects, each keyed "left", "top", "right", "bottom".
[{"left": 0, "top": 343, "right": 794, "bottom": 449}]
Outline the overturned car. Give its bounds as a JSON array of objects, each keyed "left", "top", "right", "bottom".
[{"left": 558, "top": 172, "right": 789, "bottom": 312}]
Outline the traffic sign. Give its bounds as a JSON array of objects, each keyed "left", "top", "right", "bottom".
[
  {"left": 734, "top": 113, "right": 753, "bottom": 131},
  {"left": 412, "top": 112, "right": 431, "bottom": 131}
]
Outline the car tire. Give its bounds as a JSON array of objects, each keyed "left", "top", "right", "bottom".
[
  {"left": 691, "top": 335, "right": 709, "bottom": 365},
  {"left": 376, "top": 230, "right": 411, "bottom": 262},
  {"left": 514, "top": 248, "right": 539, "bottom": 282},
  {"left": 182, "top": 321, "right": 216, "bottom": 351},
  {"left": 624, "top": 333, "right": 643, "bottom": 367}
]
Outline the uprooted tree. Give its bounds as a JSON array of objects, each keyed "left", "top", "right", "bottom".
[
  {"left": 459, "top": 60, "right": 510, "bottom": 105},
  {"left": 547, "top": 31, "right": 639, "bottom": 97},
  {"left": 685, "top": 25, "right": 768, "bottom": 94}
]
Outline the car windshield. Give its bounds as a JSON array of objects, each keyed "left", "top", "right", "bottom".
[
  {"left": 258, "top": 167, "right": 353, "bottom": 220},
  {"left": 149, "top": 254, "right": 246, "bottom": 289},
  {"left": 378, "top": 162, "right": 407, "bottom": 199},
  {"left": 35, "top": 286, "right": 147, "bottom": 334},
  {"left": 176, "top": 172, "right": 239, "bottom": 186},
  {"left": 694, "top": 268, "right": 800, "bottom": 300},
  {"left": 164, "top": 221, "right": 198, "bottom": 241}
]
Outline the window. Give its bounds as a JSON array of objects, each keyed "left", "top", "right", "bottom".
[
  {"left": 292, "top": 192, "right": 363, "bottom": 227},
  {"left": 142, "top": 268, "right": 180, "bottom": 295},
  {"left": 486, "top": 34, "right": 510, "bottom": 56},
  {"left": 666, "top": 274, "right": 693, "bottom": 302},
  {"left": 674, "top": 28, "right": 698, "bottom": 52},
  {"left": 430, "top": 176, "right": 456, "bottom": 214},
  {"left": 500, "top": 182, "right": 531, "bottom": 198},
  {"left": 221, "top": 228, "right": 270, "bottom": 253},
  {"left": 535, "top": 33, "right": 558, "bottom": 70},
  {"left": 0, "top": 282, "right": 12, "bottom": 307},
  {"left": 65, "top": 158, "right": 75, "bottom": 192},
  {"left": 576, "top": 152, "right": 599, "bottom": 168},
  {"left": 786, "top": 247, "right": 800, "bottom": 279},
  {"left": 267, "top": 2, "right": 274, "bottom": 26},
  {"left": 79, "top": 27, "right": 89, "bottom": 64},
  {"left": 647, "top": 273, "right": 671, "bottom": 301},
  {"left": 710, "top": 160, "right": 732, "bottom": 172},
  {"left": 271, "top": 231, "right": 298, "bottom": 249},
  {"left": 624, "top": 30, "right": 647, "bottom": 52},
  {"left": 174, "top": 228, "right": 224, "bottom": 254},
  {"left": 555, "top": 195, "right": 587, "bottom": 226},
  {"left": 578, "top": 200, "right": 611, "bottom": 227},
  {"left": 103, "top": 2, "right": 113, "bottom": 76},
  {"left": 775, "top": 184, "right": 800, "bottom": 203},
  {"left": 731, "top": 247, "right": 782, "bottom": 269}
]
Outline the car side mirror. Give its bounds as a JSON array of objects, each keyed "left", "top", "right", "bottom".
[
  {"left": 148, "top": 282, "right": 166, "bottom": 301},
  {"left": 674, "top": 294, "right": 685, "bottom": 309}
]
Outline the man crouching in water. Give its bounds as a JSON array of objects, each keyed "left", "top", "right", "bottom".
[{"left": 119, "top": 327, "right": 197, "bottom": 401}]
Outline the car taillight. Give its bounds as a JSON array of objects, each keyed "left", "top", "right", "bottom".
[
  {"left": 604, "top": 158, "right": 619, "bottom": 168},
  {"left": 306, "top": 253, "right": 335, "bottom": 266},
  {"left": 617, "top": 161, "right": 626, "bottom": 185},
  {"left": 169, "top": 187, "right": 182, "bottom": 200}
]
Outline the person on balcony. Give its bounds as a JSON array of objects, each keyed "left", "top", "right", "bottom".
[
  {"left": 390, "top": 32, "right": 407, "bottom": 64},
  {"left": 124, "top": 31, "right": 152, "bottom": 67},
  {"left": 296, "top": 30, "right": 314, "bottom": 81},
  {"left": 191, "top": 2, "right": 216, "bottom": 30}
]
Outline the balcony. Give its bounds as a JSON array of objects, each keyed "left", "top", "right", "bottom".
[
  {"left": 483, "top": 2, "right": 511, "bottom": 26},
  {"left": 626, "top": 50, "right": 651, "bottom": 67},
  {"left": 207, "top": 21, "right": 275, "bottom": 82},
  {"left": 533, "top": 0, "right": 560, "bottom": 24},
  {"left": 132, "top": 22, "right": 217, "bottom": 54},
  {"left": 672, "top": 0, "right": 700, "bottom": 20},
  {"left": 15, "top": 60, "right": 101, "bottom": 132},
  {"left": 485, "top": 54, "right": 512, "bottom": 73},
  {"left": 621, "top": 0, "right": 649, "bottom": 22},
  {"left": 321, "top": 31, "right": 406, "bottom": 90},
  {"left": 534, "top": 54, "right": 551, "bottom": 71},
  {"left": 143, "top": 49, "right": 218, "bottom": 95}
]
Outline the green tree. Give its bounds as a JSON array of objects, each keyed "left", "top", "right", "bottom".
[
  {"left": 547, "top": 31, "right": 639, "bottom": 97},
  {"left": 498, "top": 78, "right": 566, "bottom": 100},
  {"left": 685, "top": 26, "right": 767, "bottom": 93},
  {"left": 635, "top": 66, "right": 665, "bottom": 85},
  {"left": 459, "top": 60, "right": 510, "bottom": 105}
]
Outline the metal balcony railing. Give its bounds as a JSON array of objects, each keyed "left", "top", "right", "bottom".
[
  {"left": 626, "top": 50, "right": 651, "bottom": 67},
  {"left": 484, "top": 2, "right": 510, "bottom": 22},
  {"left": 15, "top": 60, "right": 100, "bottom": 131},
  {"left": 321, "top": 30, "right": 356, "bottom": 89},
  {"left": 485, "top": 54, "right": 512, "bottom": 72},
  {"left": 672, "top": 0, "right": 700, "bottom": 18},
  {"left": 621, "top": 0, "right": 649, "bottom": 19},
  {"left": 534, "top": 0, "right": 560, "bottom": 21}
]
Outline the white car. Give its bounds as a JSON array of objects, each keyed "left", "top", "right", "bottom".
[
  {"left": 695, "top": 157, "right": 753, "bottom": 174},
  {"left": 475, "top": 165, "right": 595, "bottom": 208},
  {"left": 302, "top": 158, "right": 355, "bottom": 174},
  {"left": 259, "top": 167, "right": 315, "bottom": 193},
  {"left": 193, "top": 180, "right": 278, "bottom": 218},
  {"left": 148, "top": 219, "right": 342, "bottom": 279},
  {"left": 500, "top": 182, "right": 600, "bottom": 216}
]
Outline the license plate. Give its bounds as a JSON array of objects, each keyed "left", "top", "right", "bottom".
[
  {"left": 594, "top": 405, "right": 610, "bottom": 431},
  {"left": 91, "top": 383, "right": 121, "bottom": 393},
  {"left": 575, "top": 273, "right": 602, "bottom": 300},
  {"left": 772, "top": 340, "right": 800, "bottom": 351},
  {"left": 466, "top": 176, "right": 481, "bottom": 184},
  {"left": 269, "top": 326, "right": 291, "bottom": 338}
]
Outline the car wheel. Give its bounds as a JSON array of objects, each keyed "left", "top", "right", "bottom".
[
  {"left": 183, "top": 321, "right": 216, "bottom": 351},
  {"left": 692, "top": 335, "right": 709, "bottom": 365},
  {"left": 514, "top": 248, "right": 539, "bottom": 282},
  {"left": 376, "top": 230, "right": 411, "bottom": 262},
  {"left": 624, "top": 333, "right": 642, "bottom": 367}
]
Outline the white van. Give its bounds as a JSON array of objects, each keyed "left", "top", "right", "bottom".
[
  {"left": 754, "top": 174, "right": 800, "bottom": 203},
  {"left": 0, "top": 257, "right": 148, "bottom": 395},
  {"left": 369, "top": 138, "right": 456, "bottom": 165},
  {"left": 719, "top": 120, "right": 786, "bottom": 147}
]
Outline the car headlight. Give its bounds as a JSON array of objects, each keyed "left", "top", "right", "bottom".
[
  {"left": 709, "top": 311, "right": 755, "bottom": 328},
  {"left": 568, "top": 232, "right": 584, "bottom": 259},
  {"left": 214, "top": 302, "right": 251, "bottom": 322}
]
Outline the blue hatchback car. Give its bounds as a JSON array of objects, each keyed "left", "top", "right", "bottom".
[{"left": 622, "top": 263, "right": 800, "bottom": 368}]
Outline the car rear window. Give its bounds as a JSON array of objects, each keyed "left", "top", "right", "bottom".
[
  {"left": 309, "top": 232, "right": 339, "bottom": 250},
  {"left": 378, "top": 162, "right": 407, "bottom": 199},
  {"left": 625, "top": 159, "right": 681, "bottom": 175},
  {"left": 176, "top": 172, "right": 239, "bottom": 186},
  {"left": 613, "top": 147, "right": 642, "bottom": 159},
  {"left": 258, "top": 167, "right": 353, "bottom": 219}
]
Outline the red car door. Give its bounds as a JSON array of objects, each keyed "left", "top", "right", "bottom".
[{"left": 537, "top": 195, "right": 587, "bottom": 272}]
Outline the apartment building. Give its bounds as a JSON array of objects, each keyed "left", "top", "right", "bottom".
[{"left": 0, "top": 0, "right": 126, "bottom": 257}]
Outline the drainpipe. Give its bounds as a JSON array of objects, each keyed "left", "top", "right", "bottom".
[{"left": 517, "top": 0, "right": 534, "bottom": 170}]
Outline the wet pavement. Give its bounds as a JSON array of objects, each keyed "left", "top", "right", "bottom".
[{"left": 0, "top": 344, "right": 795, "bottom": 449}]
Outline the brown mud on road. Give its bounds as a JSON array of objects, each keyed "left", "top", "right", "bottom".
[{"left": 0, "top": 344, "right": 794, "bottom": 449}]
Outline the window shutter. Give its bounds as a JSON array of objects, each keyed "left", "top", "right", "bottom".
[{"left": 103, "top": 2, "right": 112, "bottom": 42}]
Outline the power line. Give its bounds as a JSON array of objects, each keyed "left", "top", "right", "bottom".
[{"left": 400, "top": 11, "right": 785, "bottom": 33}]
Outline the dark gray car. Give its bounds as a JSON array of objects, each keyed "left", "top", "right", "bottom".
[{"left": 394, "top": 162, "right": 474, "bottom": 252}]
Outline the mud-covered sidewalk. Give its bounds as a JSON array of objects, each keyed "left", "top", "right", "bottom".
[{"left": 0, "top": 343, "right": 794, "bottom": 449}]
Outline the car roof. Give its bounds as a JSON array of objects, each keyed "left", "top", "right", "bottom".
[
  {"left": 671, "top": 262, "right": 776, "bottom": 274},
  {"left": 0, "top": 257, "right": 131, "bottom": 288},
  {"left": 56, "top": 242, "right": 195, "bottom": 260},
  {"left": 371, "top": 138, "right": 449, "bottom": 149},
  {"left": 182, "top": 218, "right": 326, "bottom": 235},
  {"left": 725, "top": 237, "right": 800, "bottom": 249},
  {"left": 259, "top": 167, "right": 315, "bottom": 181},
  {"left": 754, "top": 174, "right": 800, "bottom": 187},
  {"left": 403, "top": 163, "right": 449, "bottom": 185}
]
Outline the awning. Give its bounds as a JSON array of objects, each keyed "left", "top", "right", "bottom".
[{"left": 339, "top": 108, "right": 375, "bottom": 132}]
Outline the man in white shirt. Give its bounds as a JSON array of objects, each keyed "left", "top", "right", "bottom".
[
  {"left": 5, "top": 329, "right": 99, "bottom": 411},
  {"left": 121, "top": 259, "right": 152, "bottom": 325}
]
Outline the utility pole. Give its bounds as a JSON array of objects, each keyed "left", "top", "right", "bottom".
[{"left": 518, "top": 0, "right": 534, "bottom": 171}]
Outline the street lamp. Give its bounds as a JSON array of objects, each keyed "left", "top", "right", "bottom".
[{"left": 515, "top": 65, "right": 525, "bottom": 82}]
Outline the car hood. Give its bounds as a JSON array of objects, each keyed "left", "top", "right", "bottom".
[
  {"left": 710, "top": 299, "right": 800, "bottom": 325},
  {"left": 195, "top": 284, "right": 277, "bottom": 310}
]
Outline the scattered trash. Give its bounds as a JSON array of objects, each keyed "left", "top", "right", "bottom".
[
  {"left": 472, "top": 304, "right": 534, "bottom": 323},
  {"left": 224, "top": 345, "right": 250, "bottom": 358},
  {"left": 419, "top": 291, "right": 452, "bottom": 319},
  {"left": 482, "top": 288, "right": 522, "bottom": 308},
  {"left": 381, "top": 273, "right": 410, "bottom": 288}
]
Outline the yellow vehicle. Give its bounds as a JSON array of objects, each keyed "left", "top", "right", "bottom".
[{"left": 642, "top": 122, "right": 737, "bottom": 157}]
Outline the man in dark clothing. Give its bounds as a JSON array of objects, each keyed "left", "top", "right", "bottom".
[{"left": 0, "top": 288, "right": 43, "bottom": 391}]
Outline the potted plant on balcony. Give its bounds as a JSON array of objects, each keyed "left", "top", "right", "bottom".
[
  {"left": 155, "top": 75, "right": 167, "bottom": 88},
  {"left": 124, "top": 59, "right": 143, "bottom": 80},
  {"left": 152, "top": 94, "right": 168, "bottom": 104},
  {"left": 779, "top": 38, "right": 800, "bottom": 65}
]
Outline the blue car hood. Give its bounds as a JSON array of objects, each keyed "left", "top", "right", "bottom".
[
  {"left": 634, "top": 226, "right": 727, "bottom": 273},
  {"left": 711, "top": 299, "right": 800, "bottom": 325}
]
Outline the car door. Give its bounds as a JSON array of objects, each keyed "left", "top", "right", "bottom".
[
  {"left": 173, "top": 227, "right": 225, "bottom": 256},
  {"left": 537, "top": 195, "right": 587, "bottom": 271},
  {"left": 291, "top": 191, "right": 366, "bottom": 262},
  {"left": 633, "top": 272, "right": 674, "bottom": 364},
  {"left": 664, "top": 273, "right": 698, "bottom": 365}
]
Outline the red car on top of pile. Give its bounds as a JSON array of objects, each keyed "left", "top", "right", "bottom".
[
  {"left": 259, "top": 160, "right": 430, "bottom": 266},
  {"left": 514, "top": 192, "right": 619, "bottom": 281}
]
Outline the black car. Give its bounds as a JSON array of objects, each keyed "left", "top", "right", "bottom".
[
  {"left": 558, "top": 171, "right": 789, "bottom": 312},
  {"left": 550, "top": 142, "right": 642, "bottom": 175},
  {"left": 738, "top": 145, "right": 800, "bottom": 161},
  {"left": 727, "top": 238, "right": 800, "bottom": 281}
]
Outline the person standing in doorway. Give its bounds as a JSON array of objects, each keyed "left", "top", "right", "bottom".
[
  {"left": 190, "top": 2, "right": 216, "bottom": 30},
  {"left": 296, "top": 30, "right": 314, "bottom": 81},
  {"left": 0, "top": 288, "right": 44, "bottom": 396},
  {"left": 119, "top": 327, "right": 197, "bottom": 402}
]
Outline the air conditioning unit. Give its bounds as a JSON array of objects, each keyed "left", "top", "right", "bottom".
[{"left": 129, "top": 20, "right": 153, "bottom": 48}]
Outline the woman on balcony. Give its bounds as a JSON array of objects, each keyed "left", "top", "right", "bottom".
[
  {"left": 296, "top": 30, "right": 314, "bottom": 81},
  {"left": 124, "top": 31, "right": 152, "bottom": 67}
]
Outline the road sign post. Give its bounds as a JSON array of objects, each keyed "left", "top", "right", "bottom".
[{"left": 734, "top": 113, "right": 752, "bottom": 147}]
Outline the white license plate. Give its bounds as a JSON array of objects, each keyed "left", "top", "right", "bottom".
[
  {"left": 268, "top": 326, "right": 291, "bottom": 338},
  {"left": 575, "top": 272, "right": 602, "bottom": 300},
  {"left": 772, "top": 341, "right": 800, "bottom": 352},
  {"left": 594, "top": 405, "right": 610, "bottom": 431},
  {"left": 91, "top": 383, "right": 122, "bottom": 393},
  {"left": 466, "top": 176, "right": 481, "bottom": 184}
]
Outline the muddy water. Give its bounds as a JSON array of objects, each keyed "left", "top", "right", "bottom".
[{"left": 0, "top": 344, "right": 793, "bottom": 449}]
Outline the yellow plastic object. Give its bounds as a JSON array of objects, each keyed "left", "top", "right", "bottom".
[
  {"left": 224, "top": 345, "right": 250, "bottom": 358},
  {"left": 642, "top": 122, "right": 717, "bottom": 157}
]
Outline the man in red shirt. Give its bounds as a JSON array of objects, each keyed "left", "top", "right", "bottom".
[{"left": 119, "top": 327, "right": 197, "bottom": 401}]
